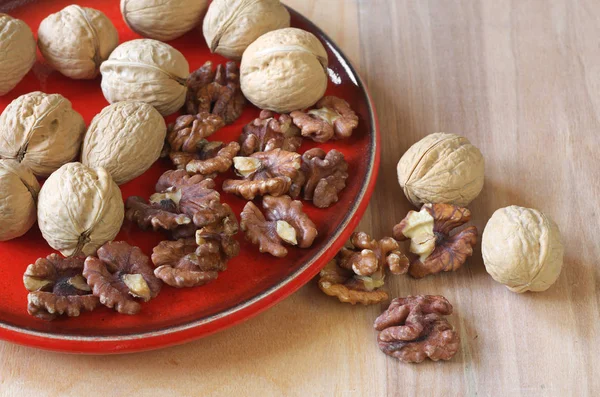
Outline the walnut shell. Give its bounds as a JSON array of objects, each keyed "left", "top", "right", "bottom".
[
  {"left": 121, "top": 0, "right": 208, "bottom": 41},
  {"left": 203, "top": 0, "right": 290, "bottom": 60},
  {"left": 37, "top": 5, "right": 119, "bottom": 80},
  {"left": 482, "top": 206, "right": 564, "bottom": 293},
  {"left": 100, "top": 39, "right": 189, "bottom": 116},
  {"left": 240, "top": 28, "right": 328, "bottom": 113},
  {"left": 397, "top": 133, "right": 484, "bottom": 207},
  {"left": 37, "top": 162, "right": 124, "bottom": 257},
  {"left": 81, "top": 101, "right": 166, "bottom": 185},
  {"left": 0, "top": 92, "right": 86, "bottom": 177},
  {"left": 0, "top": 159, "right": 40, "bottom": 241},
  {"left": 0, "top": 14, "right": 36, "bottom": 96}
]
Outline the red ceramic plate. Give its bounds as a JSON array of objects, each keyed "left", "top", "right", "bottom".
[{"left": 0, "top": 0, "right": 379, "bottom": 354}]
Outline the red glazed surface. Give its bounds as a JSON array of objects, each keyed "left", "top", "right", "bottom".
[{"left": 0, "top": 0, "right": 380, "bottom": 353}]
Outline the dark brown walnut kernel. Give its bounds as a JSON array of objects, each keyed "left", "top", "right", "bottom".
[
  {"left": 393, "top": 203, "right": 478, "bottom": 278},
  {"left": 240, "top": 195, "right": 317, "bottom": 257},
  {"left": 185, "top": 61, "right": 245, "bottom": 124},
  {"left": 300, "top": 148, "right": 348, "bottom": 208},
  {"left": 338, "top": 232, "right": 409, "bottom": 276},
  {"left": 374, "top": 295, "right": 460, "bottom": 363},
  {"left": 317, "top": 260, "right": 390, "bottom": 305},
  {"left": 152, "top": 232, "right": 239, "bottom": 288},
  {"left": 167, "top": 112, "right": 225, "bottom": 153},
  {"left": 23, "top": 254, "right": 99, "bottom": 320},
  {"left": 290, "top": 96, "right": 359, "bottom": 142},
  {"left": 184, "top": 141, "right": 240, "bottom": 176},
  {"left": 126, "top": 196, "right": 192, "bottom": 231},
  {"left": 239, "top": 110, "right": 302, "bottom": 156},
  {"left": 223, "top": 149, "right": 302, "bottom": 200},
  {"left": 83, "top": 241, "right": 162, "bottom": 315}
]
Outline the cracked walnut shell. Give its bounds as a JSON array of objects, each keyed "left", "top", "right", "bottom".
[
  {"left": 0, "top": 159, "right": 40, "bottom": 241},
  {"left": 300, "top": 148, "right": 348, "bottom": 208},
  {"left": 185, "top": 61, "right": 245, "bottom": 125},
  {"left": 482, "top": 206, "right": 564, "bottom": 293},
  {"left": 0, "top": 14, "right": 36, "bottom": 96},
  {"left": 239, "top": 110, "right": 302, "bottom": 156},
  {"left": 37, "top": 163, "right": 124, "bottom": 257},
  {"left": 38, "top": 5, "right": 119, "bottom": 79},
  {"left": 240, "top": 28, "right": 328, "bottom": 113},
  {"left": 223, "top": 149, "right": 302, "bottom": 200},
  {"left": 121, "top": 0, "right": 208, "bottom": 42},
  {"left": 23, "top": 254, "right": 99, "bottom": 320},
  {"left": 84, "top": 241, "right": 162, "bottom": 315},
  {"left": 393, "top": 203, "right": 477, "bottom": 278},
  {"left": 290, "top": 96, "right": 359, "bottom": 142},
  {"left": 240, "top": 195, "right": 317, "bottom": 257},
  {"left": 397, "top": 133, "right": 485, "bottom": 207},
  {"left": 374, "top": 295, "right": 460, "bottom": 363},
  {"left": 0, "top": 92, "right": 86, "bottom": 177},
  {"left": 100, "top": 39, "right": 189, "bottom": 116},
  {"left": 203, "top": 0, "right": 290, "bottom": 60},
  {"left": 82, "top": 101, "right": 167, "bottom": 185}
]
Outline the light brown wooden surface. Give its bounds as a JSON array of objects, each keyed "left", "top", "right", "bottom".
[{"left": 2, "top": 1, "right": 599, "bottom": 396}]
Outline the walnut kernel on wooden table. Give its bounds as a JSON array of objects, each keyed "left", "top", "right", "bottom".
[
  {"left": 393, "top": 203, "right": 477, "bottom": 278},
  {"left": 374, "top": 295, "right": 460, "bottom": 363},
  {"left": 84, "top": 241, "right": 162, "bottom": 315},
  {"left": 239, "top": 110, "right": 302, "bottom": 156},
  {"left": 23, "top": 254, "right": 99, "bottom": 321},
  {"left": 240, "top": 195, "right": 317, "bottom": 258},
  {"left": 290, "top": 96, "right": 359, "bottom": 142}
]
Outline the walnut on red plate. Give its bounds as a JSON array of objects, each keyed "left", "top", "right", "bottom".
[
  {"left": 166, "top": 112, "right": 225, "bottom": 153},
  {"left": 290, "top": 96, "right": 359, "bottom": 142},
  {"left": 223, "top": 149, "right": 303, "bottom": 200},
  {"left": 374, "top": 295, "right": 460, "bottom": 363},
  {"left": 83, "top": 241, "right": 162, "bottom": 315},
  {"left": 185, "top": 61, "right": 245, "bottom": 124},
  {"left": 318, "top": 232, "right": 409, "bottom": 305},
  {"left": 170, "top": 140, "right": 240, "bottom": 177},
  {"left": 239, "top": 110, "right": 302, "bottom": 156},
  {"left": 23, "top": 254, "right": 99, "bottom": 320},
  {"left": 126, "top": 170, "right": 238, "bottom": 238},
  {"left": 240, "top": 195, "right": 317, "bottom": 257},
  {"left": 393, "top": 203, "right": 477, "bottom": 278},
  {"left": 300, "top": 148, "right": 349, "bottom": 208}
]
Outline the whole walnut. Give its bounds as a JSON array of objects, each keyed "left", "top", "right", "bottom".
[
  {"left": 240, "top": 28, "right": 329, "bottom": 113},
  {"left": 82, "top": 101, "right": 166, "bottom": 185},
  {"left": 100, "top": 39, "right": 190, "bottom": 116},
  {"left": 121, "top": 0, "right": 208, "bottom": 42},
  {"left": 397, "top": 133, "right": 484, "bottom": 207},
  {"left": 0, "top": 159, "right": 40, "bottom": 241},
  {"left": 0, "top": 92, "right": 86, "bottom": 177},
  {"left": 0, "top": 14, "right": 36, "bottom": 96},
  {"left": 37, "top": 5, "right": 119, "bottom": 80},
  {"left": 482, "top": 206, "right": 564, "bottom": 293},
  {"left": 37, "top": 163, "right": 124, "bottom": 257},
  {"left": 203, "top": 0, "right": 290, "bottom": 60}
]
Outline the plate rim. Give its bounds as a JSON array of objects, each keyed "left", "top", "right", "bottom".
[{"left": 0, "top": 5, "right": 381, "bottom": 354}]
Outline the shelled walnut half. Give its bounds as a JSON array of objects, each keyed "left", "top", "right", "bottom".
[
  {"left": 239, "top": 110, "right": 302, "bottom": 156},
  {"left": 290, "top": 96, "right": 359, "bottom": 142},
  {"left": 318, "top": 232, "right": 409, "bottom": 305},
  {"left": 393, "top": 203, "right": 477, "bottom": 278},
  {"left": 300, "top": 148, "right": 349, "bottom": 208},
  {"left": 374, "top": 295, "right": 460, "bottom": 363},
  {"left": 23, "top": 254, "right": 99, "bottom": 320}
]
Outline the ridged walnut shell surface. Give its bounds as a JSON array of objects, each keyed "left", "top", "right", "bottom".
[
  {"left": 37, "top": 162, "right": 124, "bottom": 257},
  {"left": 0, "top": 159, "right": 40, "bottom": 241},
  {"left": 240, "top": 27, "right": 328, "bottom": 113},
  {"left": 0, "top": 14, "right": 36, "bottom": 96},
  {"left": 121, "top": 0, "right": 208, "bottom": 42},
  {"left": 100, "top": 39, "right": 189, "bottom": 116},
  {"left": 396, "top": 132, "right": 485, "bottom": 207},
  {"left": 37, "top": 5, "right": 119, "bottom": 80},
  {"left": 0, "top": 91, "right": 86, "bottom": 177},
  {"left": 203, "top": 0, "right": 290, "bottom": 60},
  {"left": 82, "top": 101, "right": 166, "bottom": 185},
  {"left": 482, "top": 206, "right": 564, "bottom": 293}
]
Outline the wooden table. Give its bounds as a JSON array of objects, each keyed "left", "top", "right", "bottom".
[{"left": 2, "top": 1, "right": 599, "bottom": 396}]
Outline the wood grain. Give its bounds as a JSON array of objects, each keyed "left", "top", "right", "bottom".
[{"left": 1, "top": 1, "right": 599, "bottom": 396}]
